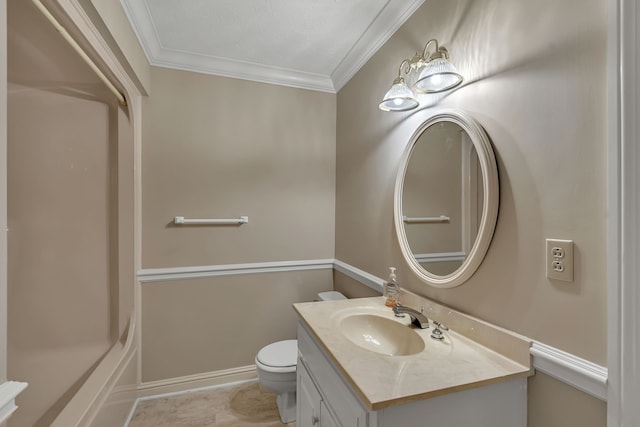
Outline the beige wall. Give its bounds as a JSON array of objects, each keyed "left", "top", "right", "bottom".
[
  {"left": 142, "top": 67, "right": 336, "bottom": 268},
  {"left": 140, "top": 66, "right": 337, "bottom": 381},
  {"left": 333, "top": 271, "right": 382, "bottom": 300},
  {"left": 141, "top": 270, "right": 333, "bottom": 382},
  {"left": 528, "top": 373, "right": 606, "bottom": 426},
  {"left": 335, "top": 0, "right": 606, "bottom": 426}
]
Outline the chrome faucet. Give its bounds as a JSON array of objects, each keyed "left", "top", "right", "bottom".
[{"left": 392, "top": 304, "right": 429, "bottom": 329}]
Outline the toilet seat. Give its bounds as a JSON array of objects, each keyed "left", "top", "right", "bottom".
[{"left": 256, "top": 340, "right": 297, "bottom": 372}]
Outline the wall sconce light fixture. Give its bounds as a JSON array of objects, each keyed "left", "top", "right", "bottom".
[{"left": 379, "top": 39, "right": 463, "bottom": 112}]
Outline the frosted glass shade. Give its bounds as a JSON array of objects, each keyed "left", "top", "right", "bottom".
[
  {"left": 414, "top": 58, "right": 463, "bottom": 93},
  {"left": 378, "top": 79, "right": 419, "bottom": 112}
]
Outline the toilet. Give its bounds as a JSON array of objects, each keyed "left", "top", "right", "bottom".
[{"left": 255, "top": 291, "right": 347, "bottom": 423}]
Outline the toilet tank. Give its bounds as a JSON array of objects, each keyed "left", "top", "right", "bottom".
[{"left": 316, "top": 291, "right": 347, "bottom": 301}]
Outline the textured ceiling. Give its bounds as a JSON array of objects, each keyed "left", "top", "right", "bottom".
[{"left": 120, "top": 0, "right": 425, "bottom": 92}]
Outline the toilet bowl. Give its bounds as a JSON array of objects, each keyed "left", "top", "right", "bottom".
[{"left": 255, "top": 291, "right": 347, "bottom": 423}]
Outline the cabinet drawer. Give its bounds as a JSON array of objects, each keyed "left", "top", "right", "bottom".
[{"left": 298, "top": 323, "right": 367, "bottom": 426}]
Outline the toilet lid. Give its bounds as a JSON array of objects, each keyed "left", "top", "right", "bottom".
[{"left": 257, "top": 340, "right": 297, "bottom": 368}]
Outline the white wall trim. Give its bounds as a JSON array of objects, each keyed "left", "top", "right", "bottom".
[
  {"left": 607, "top": 0, "right": 640, "bottom": 424},
  {"left": 138, "top": 259, "right": 335, "bottom": 283},
  {"left": 332, "top": 260, "right": 385, "bottom": 293},
  {"left": 151, "top": 52, "right": 337, "bottom": 93},
  {"left": 530, "top": 341, "right": 607, "bottom": 401},
  {"left": 0, "top": 381, "right": 28, "bottom": 423},
  {"left": 119, "top": 0, "right": 424, "bottom": 93},
  {"left": 136, "top": 259, "right": 609, "bottom": 402},
  {"left": 119, "top": 0, "right": 336, "bottom": 93},
  {"left": 330, "top": 0, "right": 426, "bottom": 91}
]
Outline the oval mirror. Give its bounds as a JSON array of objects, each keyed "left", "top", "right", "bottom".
[{"left": 394, "top": 110, "right": 499, "bottom": 288}]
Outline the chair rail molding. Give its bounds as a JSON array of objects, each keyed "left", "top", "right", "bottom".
[
  {"left": 138, "top": 259, "right": 335, "bottom": 283},
  {"left": 530, "top": 342, "right": 607, "bottom": 401},
  {"left": 0, "top": 381, "right": 28, "bottom": 423},
  {"left": 137, "top": 258, "right": 610, "bottom": 400}
]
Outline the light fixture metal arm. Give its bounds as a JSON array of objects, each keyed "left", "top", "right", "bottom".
[
  {"left": 398, "top": 59, "right": 412, "bottom": 78},
  {"left": 421, "top": 39, "right": 439, "bottom": 60},
  {"left": 420, "top": 38, "right": 449, "bottom": 62}
]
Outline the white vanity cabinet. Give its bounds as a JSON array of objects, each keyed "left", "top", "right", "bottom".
[
  {"left": 297, "top": 323, "right": 369, "bottom": 427},
  {"left": 297, "top": 361, "right": 342, "bottom": 427},
  {"left": 297, "top": 322, "right": 527, "bottom": 427}
]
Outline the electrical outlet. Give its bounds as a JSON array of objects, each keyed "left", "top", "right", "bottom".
[
  {"left": 552, "top": 260, "right": 564, "bottom": 272},
  {"left": 551, "top": 247, "right": 565, "bottom": 258},
  {"left": 546, "top": 239, "right": 573, "bottom": 282}
]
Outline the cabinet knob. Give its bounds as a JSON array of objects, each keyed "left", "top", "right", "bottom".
[{"left": 311, "top": 415, "right": 319, "bottom": 425}]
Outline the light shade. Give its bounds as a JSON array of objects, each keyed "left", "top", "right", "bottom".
[
  {"left": 378, "top": 77, "right": 419, "bottom": 112},
  {"left": 413, "top": 58, "right": 463, "bottom": 94}
]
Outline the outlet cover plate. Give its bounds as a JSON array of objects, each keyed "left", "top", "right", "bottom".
[{"left": 546, "top": 239, "right": 574, "bottom": 282}]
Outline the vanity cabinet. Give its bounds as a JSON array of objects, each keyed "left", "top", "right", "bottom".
[
  {"left": 297, "top": 323, "right": 369, "bottom": 427},
  {"left": 297, "top": 340, "right": 366, "bottom": 426},
  {"left": 297, "top": 322, "right": 527, "bottom": 427},
  {"left": 297, "top": 361, "right": 342, "bottom": 427}
]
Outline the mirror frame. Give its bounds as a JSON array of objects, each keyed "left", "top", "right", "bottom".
[{"left": 394, "top": 110, "right": 499, "bottom": 288}]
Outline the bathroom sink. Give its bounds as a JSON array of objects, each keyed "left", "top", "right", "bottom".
[{"left": 339, "top": 314, "right": 425, "bottom": 356}]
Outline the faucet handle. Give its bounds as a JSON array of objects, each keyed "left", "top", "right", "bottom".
[
  {"left": 431, "top": 327, "right": 445, "bottom": 340},
  {"left": 392, "top": 304, "right": 406, "bottom": 318},
  {"left": 433, "top": 320, "right": 449, "bottom": 331}
]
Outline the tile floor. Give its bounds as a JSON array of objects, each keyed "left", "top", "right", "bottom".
[{"left": 128, "top": 380, "right": 296, "bottom": 427}]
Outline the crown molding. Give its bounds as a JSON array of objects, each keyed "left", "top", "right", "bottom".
[
  {"left": 120, "top": 0, "right": 424, "bottom": 93},
  {"left": 331, "top": 0, "right": 425, "bottom": 91},
  {"left": 150, "top": 50, "right": 337, "bottom": 93}
]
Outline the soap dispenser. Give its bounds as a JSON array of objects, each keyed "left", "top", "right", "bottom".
[{"left": 384, "top": 267, "right": 400, "bottom": 307}]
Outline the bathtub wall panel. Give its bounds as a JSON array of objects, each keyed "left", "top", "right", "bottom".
[
  {"left": 7, "top": 83, "right": 113, "bottom": 427},
  {"left": 7, "top": 0, "right": 138, "bottom": 424}
]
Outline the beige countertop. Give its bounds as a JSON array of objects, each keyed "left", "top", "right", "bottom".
[{"left": 294, "top": 296, "right": 533, "bottom": 410}]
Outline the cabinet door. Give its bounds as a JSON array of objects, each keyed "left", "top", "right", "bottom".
[
  {"left": 320, "top": 401, "right": 341, "bottom": 427},
  {"left": 297, "top": 360, "right": 322, "bottom": 427}
]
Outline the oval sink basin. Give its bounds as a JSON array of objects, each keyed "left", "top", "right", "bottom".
[{"left": 339, "top": 314, "right": 425, "bottom": 356}]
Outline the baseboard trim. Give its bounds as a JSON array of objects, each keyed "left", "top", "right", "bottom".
[
  {"left": 137, "top": 365, "right": 258, "bottom": 399},
  {"left": 530, "top": 341, "right": 607, "bottom": 401}
]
